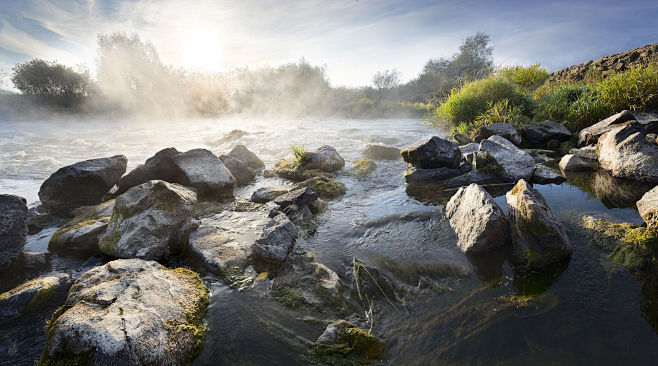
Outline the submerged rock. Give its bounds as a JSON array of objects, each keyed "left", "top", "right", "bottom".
[
  {"left": 531, "top": 164, "right": 566, "bottom": 185},
  {"left": 446, "top": 184, "right": 509, "bottom": 252},
  {"left": 22, "top": 250, "right": 52, "bottom": 269},
  {"left": 39, "top": 259, "right": 209, "bottom": 366},
  {"left": 506, "top": 179, "right": 572, "bottom": 267},
  {"left": 470, "top": 123, "right": 522, "bottom": 146},
  {"left": 597, "top": 122, "right": 658, "bottom": 183},
  {"left": 39, "top": 155, "right": 127, "bottom": 216},
  {"left": 220, "top": 154, "right": 256, "bottom": 186},
  {"left": 362, "top": 144, "right": 401, "bottom": 160},
  {"left": 401, "top": 136, "right": 461, "bottom": 169},
  {"left": 250, "top": 187, "right": 289, "bottom": 203},
  {"left": 228, "top": 144, "right": 265, "bottom": 170},
  {"left": 98, "top": 180, "right": 197, "bottom": 260},
  {"left": 352, "top": 158, "right": 377, "bottom": 179},
  {"left": 0, "top": 273, "right": 71, "bottom": 321},
  {"left": 294, "top": 176, "right": 345, "bottom": 199},
  {"left": 0, "top": 194, "right": 28, "bottom": 268},
  {"left": 522, "top": 120, "right": 572, "bottom": 146},
  {"left": 300, "top": 145, "right": 345, "bottom": 172},
  {"left": 559, "top": 154, "right": 597, "bottom": 172},
  {"left": 579, "top": 110, "right": 635, "bottom": 146},
  {"left": 475, "top": 135, "right": 535, "bottom": 181},
  {"left": 251, "top": 214, "right": 298, "bottom": 263},
  {"left": 273, "top": 251, "right": 343, "bottom": 308},
  {"left": 314, "top": 320, "right": 383, "bottom": 360},
  {"left": 638, "top": 186, "right": 658, "bottom": 229}
]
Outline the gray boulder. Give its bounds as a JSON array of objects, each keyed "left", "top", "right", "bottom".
[
  {"left": 39, "top": 155, "right": 127, "bottom": 216},
  {"left": 362, "top": 144, "right": 401, "bottom": 160},
  {"left": 522, "top": 120, "right": 572, "bottom": 146},
  {"left": 98, "top": 180, "right": 197, "bottom": 260},
  {"left": 404, "top": 166, "right": 468, "bottom": 183},
  {"left": 250, "top": 187, "right": 289, "bottom": 203},
  {"left": 171, "top": 148, "right": 236, "bottom": 198},
  {"left": 0, "top": 273, "right": 71, "bottom": 321},
  {"left": 446, "top": 184, "right": 509, "bottom": 252},
  {"left": 300, "top": 145, "right": 345, "bottom": 172},
  {"left": 444, "top": 170, "right": 502, "bottom": 188},
  {"left": 597, "top": 122, "right": 658, "bottom": 183},
  {"left": 273, "top": 251, "right": 343, "bottom": 307},
  {"left": 470, "top": 123, "right": 522, "bottom": 146},
  {"left": 579, "top": 110, "right": 635, "bottom": 146},
  {"left": 49, "top": 218, "right": 108, "bottom": 257},
  {"left": 401, "top": 136, "right": 461, "bottom": 169},
  {"left": 117, "top": 148, "right": 180, "bottom": 194},
  {"left": 452, "top": 133, "right": 471, "bottom": 145},
  {"left": 506, "top": 179, "right": 573, "bottom": 267},
  {"left": 228, "top": 144, "right": 265, "bottom": 170},
  {"left": 559, "top": 154, "right": 597, "bottom": 172},
  {"left": 637, "top": 186, "right": 658, "bottom": 229},
  {"left": 531, "top": 164, "right": 566, "bottom": 185},
  {"left": 459, "top": 142, "right": 480, "bottom": 163},
  {"left": 220, "top": 154, "right": 256, "bottom": 186},
  {"left": 475, "top": 135, "right": 535, "bottom": 181},
  {"left": 569, "top": 145, "right": 598, "bottom": 161},
  {"left": 273, "top": 187, "right": 318, "bottom": 208},
  {"left": 0, "top": 195, "right": 28, "bottom": 268},
  {"left": 39, "top": 259, "right": 208, "bottom": 366},
  {"left": 251, "top": 214, "right": 298, "bottom": 263},
  {"left": 22, "top": 250, "right": 51, "bottom": 269}
]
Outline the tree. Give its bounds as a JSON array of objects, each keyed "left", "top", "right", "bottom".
[
  {"left": 453, "top": 31, "right": 494, "bottom": 78},
  {"left": 11, "top": 59, "right": 91, "bottom": 97},
  {"left": 372, "top": 69, "right": 400, "bottom": 90}
]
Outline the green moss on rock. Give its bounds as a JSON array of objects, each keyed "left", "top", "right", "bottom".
[
  {"left": 295, "top": 176, "right": 346, "bottom": 199},
  {"left": 352, "top": 159, "right": 377, "bottom": 179},
  {"left": 268, "top": 158, "right": 332, "bottom": 182},
  {"left": 272, "top": 286, "right": 304, "bottom": 308}
]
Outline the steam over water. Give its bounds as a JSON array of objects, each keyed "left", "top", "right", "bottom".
[{"left": 1, "top": 117, "right": 658, "bottom": 365}]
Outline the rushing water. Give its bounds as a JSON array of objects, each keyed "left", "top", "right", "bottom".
[{"left": 1, "top": 117, "right": 657, "bottom": 365}]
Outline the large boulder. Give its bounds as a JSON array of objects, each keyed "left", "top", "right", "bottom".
[
  {"left": 470, "top": 123, "right": 522, "bottom": 146},
  {"left": 401, "top": 136, "right": 461, "bottom": 169},
  {"left": 0, "top": 273, "right": 71, "bottom": 321},
  {"left": 506, "top": 179, "right": 573, "bottom": 267},
  {"left": 637, "top": 186, "right": 658, "bottom": 229},
  {"left": 251, "top": 214, "right": 298, "bottom": 263},
  {"left": 220, "top": 154, "right": 256, "bottom": 186},
  {"left": 98, "top": 180, "right": 197, "bottom": 260},
  {"left": 446, "top": 184, "right": 509, "bottom": 252},
  {"left": 558, "top": 154, "right": 597, "bottom": 172},
  {"left": 579, "top": 110, "right": 635, "bottom": 146},
  {"left": 0, "top": 195, "right": 28, "bottom": 268},
  {"left": 39, "top": 155, "right": 127, "bottom": 216},
  {"left": 300, "top": 145, "right": 345, "bottom": 172},
  {"left": 228, "top": 144, "right": 265, "bottom": 170},
  {"left": 475, "top": 135, "right": 535, "bottom": 181},
  {"left": 362, "top": 144, "right": 401, "bottom": 160},
  {"left": 597, "top": 122, "right": 658, "bottom": 182},
  {"left": 49, "top": 218, "right": 108, "bottom": 257},
  {"left": 39, "top": 259, "right": 209, "bottom": 366},
  {"left": 117, "top": 148, "right": 180, "bottom": 194},
  {"left": 569, "top": 145, "right": 598, "bottom": 161},
  {"left": 522, "top": 120, "right": 572, "bottom": 146}
]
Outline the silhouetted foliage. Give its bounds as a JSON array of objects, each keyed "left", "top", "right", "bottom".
[{"left": 11, "top": 59, "right": 91, "bottom": 97}]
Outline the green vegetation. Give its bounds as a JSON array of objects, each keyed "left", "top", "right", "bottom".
[
  {"left": 11, "top": 59, "right": 94, "bottom": 107},
  {"left": 352, "top": 159, "right": 377, "bottom": 179},
  {"left": 499, "top": 63, "right": 549, "bottom": 88},
  {"left": 290, "top": 144, "right": 306, "bottom": 164},
  {"left": 295, "top": 176, "right": 345, "bottom": 199},
  {"left": 272, "top": 286, "right": 305, "bottom": 307}
]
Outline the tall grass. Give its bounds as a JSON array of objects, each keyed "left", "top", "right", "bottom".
[
  {"left": 290, "top": 144, "right": 306, "bottom": 163},
  {"left": 499, "top": 63, "right": 549, "bottom": 89}
]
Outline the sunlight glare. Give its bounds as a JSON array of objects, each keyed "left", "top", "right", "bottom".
[{"left": 183, "top": 31, "right": 223, "bottom": 72}]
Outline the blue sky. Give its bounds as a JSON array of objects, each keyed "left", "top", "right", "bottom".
[{"left": 0, "top": 0, "right": 657, "bottom": 87}]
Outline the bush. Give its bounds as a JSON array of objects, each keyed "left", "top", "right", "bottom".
[
  {"left": 474, "top": 99, "right": 529, "bottom": 127},
  {"left": 11, "top": 59, "right": 92, "bottom": 99},
  {"left": 499, "top": 63, "right": 549, "bottom": 89},
  {"left": 429, "top": 75, "right": 534, "bottom": 129},
  {"left": 596, "top": 63, "right": 658, "bottom": 111}
]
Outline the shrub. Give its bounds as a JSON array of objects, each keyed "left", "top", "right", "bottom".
[
  {"left": 596, "top": 63, "right": 658, "bottom": 112},
  {"left": 474, "top": 99, "right": 530, "bottom": 127},
  {"left": 499, "top": 63, "right": 549, "bottom": 89},
  {"left": 429, "top": 75, "right": 534, "bottom": 129},
  {"left": 11, "top": 59, "right": 92, "bottom": 99}
]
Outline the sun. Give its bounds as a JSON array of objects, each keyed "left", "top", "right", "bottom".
[{"left": 182, "top": 31, "right": 223, "bottom": 72}]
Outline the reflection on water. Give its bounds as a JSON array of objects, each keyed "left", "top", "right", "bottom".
[{"left": 1, "top": 117, "right": 658, "bottom": 365}]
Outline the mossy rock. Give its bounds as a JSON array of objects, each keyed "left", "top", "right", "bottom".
[
  {"left": 0, "top": 273, "right": 71, "bottom": 321},
  {"left": 267, "top": 158, "right": 332, "bottom": 182},
  {"left": 272, "top": 286, "right": 304, "bottom": 308},
  {"left": 294, "top": 176, "right": 345, "bottom": 199},
  {"left": 352, "top": 159, "right": 377, "bottom": 179},
  {"left": 310, "top": 320, "right": 383, "bottom": 364}
]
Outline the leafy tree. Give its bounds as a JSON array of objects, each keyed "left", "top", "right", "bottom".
[
  {"left": 372, "top": 69, "right": 400, "bottom": 90},
  {"left": 11, "top": 59, "right": 91, "bottom": 97}
]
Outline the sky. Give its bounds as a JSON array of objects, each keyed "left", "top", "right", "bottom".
[{"left": 0, "top": 0, "right": 657, "bottom": 87}]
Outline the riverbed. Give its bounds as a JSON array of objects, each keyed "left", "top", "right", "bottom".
[{"left": 1, "top": 117, "right": 657, "bottom": 365}]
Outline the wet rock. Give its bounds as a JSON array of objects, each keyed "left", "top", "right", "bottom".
[
  {"left": 273, "top": 187, "right": 318, "bottom": 208},
  {"left": 590, "top": 170, "right": 654, "bottom": 209},
  {"left": 559, "top": 154, "right": 597, "bottom": 172},
  {"left": 294, "top": 176, "right": 345, "bottom": 199},
  {"left": 0, "top": 195, "right": 28, "bottom": 268},
  {"left": 220, "top": 154, "right": 256, "bottom": 186},
  {"left": 637, "top": 186, "right": 658, "bottom": 229},
  {"left": 39, "top": 155, "right": 127, "bottom": 216},
  {"left": 579, "top": 110, "right": 635, "bottom": 146},
  {"left": 22, "top": 250, "right": 52, "bottom": 269},
  {"left": 522, "top": 120, "right": 572, "bottom": 146},
  {"left": 459, "top": 142, "right": 480, "bottom": 163},
  {"left": 647, "top": 133, "right": 658, "bottom": 144},
  {"left": 228, "top": 144, "right": 265, "bottom": 170},
  {"left": 171, "top": 148, "right": 236, "bottom": 198},
  {"left": 452, "top": 133, "right": 471, "bottom": 145},
  {"left": 314, "top": 320, "right": 383, "bottom": 360},
  {"left": 300, "top": 145, "right": 345, "bottom": 172},
  {"left": 531, "top": 164, "right": 566, "bottom": 185},
  {"left": 0, "top": 273, "right": 71, "bottom": 321},
  {"left": 213, "top": 129, "right": 247, "bottom": 145},
  {"left": 267, "top": 158, "right": 333, "bottom": 182},
  {"left": 597, "top": 122, "right": 658, "bottom": 183},
  {"left": 446, "top": 183, "right": 509, "bottom": 252},
  {"left": 362, "top": 144, "right": 401, "bottom": 160},
  {"left": 188, "top": 228, "right": 246, "bottom": 272},
  {"left": 506, "top": 179, "right": 573, "bottom": 267},
  {"left": 251, "top": 214, "right": 298, "bottom": 263},
  {"left": 49, "top": 218, "right": 108, "bottom": 257},
  {"left": 475, "top": 135, "right": 535, "bottom": 181},
  {"left": 351, "top": 158, "right": 377, "bottom": 179},
  {"left": 273, "top": 251, "right": 342, "bottom": 307},
  {"left": 117, "top": 148, "right": 180, "bottom": 194},
  {"left": 39, "top": 259, "right": 208, "bottom": 366},
  {"left": 470, "top": 123, "right": 522, "bottom": 146},
  {"left": 401, "top": 136, "right": 461, "bottom": 169},
  {"left": 250, "top": 187, "right": 289, "bottom": 203},
  {"left": 98, "top": 180, "right": 197, "bottom": 260},
  {"left": 27, "top": 205, "right": 63, "bottom": 235},
  {"left": 444, "top": 170, "right": 502, "bottom": 188},
  {"left": 405, "top": 166, "right": 468, "bottom": 183},
  {"left": 569, "top": 145, "right": 598, "bottom": 161}
]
